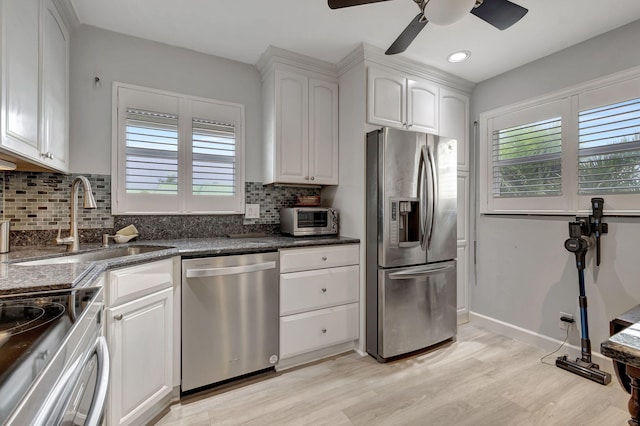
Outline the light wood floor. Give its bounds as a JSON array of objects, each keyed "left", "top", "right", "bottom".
[{"left": 155, "top": 324, "right": 630, "bottom": 426}]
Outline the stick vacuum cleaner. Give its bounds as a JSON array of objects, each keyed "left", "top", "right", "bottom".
[{"left": 555, "top": 197, "right": 612, "bottom": 385}]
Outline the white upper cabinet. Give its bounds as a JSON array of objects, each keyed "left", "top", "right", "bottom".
[
  {"left": 1, "top": 0, "right": 41, "bottom": 158},
  {"left": 264, "top": 66, "right": 338, "bottom": 185},
  {"left": 275, "top": 70, "right": 309, "bottom": 183},
  {"left": 407, "top": 78, "right": 439, "bottom": 133},
  {"left": 367, "top": 65, "right": 439, "bottom": 134},
  {"left": 367, "top": 67, "right": 406, "bottom": 128},
  {"left": 0, "top": 0, "right": 69, "bottom": 172},
  {"left": 40, "top": 0, "right": 69, "bottom": 171},
  {"left": 308, "top": 78, "right": 338, "bottom": 184},
  {"left": 440, "top": 88, "right": 470, "bottom": 171}
]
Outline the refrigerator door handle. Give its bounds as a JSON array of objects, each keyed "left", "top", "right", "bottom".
[
  {"left": 418, "top": 146, "right": 427, "bottom": 249},
  {"left": 426, "top": 146, "right": 437, "bottom": 250},
  {"left": 388, "top": 264, "right": 454, "bottom": 279}
]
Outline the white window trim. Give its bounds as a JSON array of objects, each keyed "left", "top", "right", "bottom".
[
  {"left": 111, "top": 82, "right": 245, "bottom": 215},
  {"left": 479, "top": 65, "right": 640, "bottom": 216}
]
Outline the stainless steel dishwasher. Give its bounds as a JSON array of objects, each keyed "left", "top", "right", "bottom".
[{"left": 181, "top": 252, "right": 279, "bottom": 392}]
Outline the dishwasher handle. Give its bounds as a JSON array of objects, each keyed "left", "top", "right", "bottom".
[{"left": 186, "top": 261, "right": 277, "bottom": 278}]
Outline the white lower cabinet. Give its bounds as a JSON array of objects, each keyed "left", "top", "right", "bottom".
[
  {"left": 278, "top": 244, "right": 359, "bottom": 368},
  {"left": 280, "top": 303, "right": 359, "bottom": 358},
  {"left": 105, "top": 258, "right": 177, "bottom": 426}
]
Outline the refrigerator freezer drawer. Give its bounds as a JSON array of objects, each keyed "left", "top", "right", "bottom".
[{"left": 371, "top": 261, "right": 457, "bottom": 360}]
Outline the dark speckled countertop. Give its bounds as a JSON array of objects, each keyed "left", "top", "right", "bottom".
[
  {"left": 602, "top": 322, "right": 640, "bottom": 368},
  {"left": 0, "top": 235, "right": 359, "bottom": 296}
]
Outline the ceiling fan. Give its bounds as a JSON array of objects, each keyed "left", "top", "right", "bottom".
[{"left": 328, "top": 0, "right": 529, "bottom": 55}]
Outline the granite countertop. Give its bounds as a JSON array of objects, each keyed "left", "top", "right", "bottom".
[
  {"left": 0, "top": 235, "right": 360, "bottom": 296},
  {"left": 602, "top": 322, "right": 640, "bottom": 368}
]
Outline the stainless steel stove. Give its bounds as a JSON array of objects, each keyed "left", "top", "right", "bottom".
[{"left": 0, "top": 287, "right": 108, "bottom": 425}]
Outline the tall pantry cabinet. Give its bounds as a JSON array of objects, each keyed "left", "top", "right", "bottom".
[{"left": 327, "top": 44, "right": 474, "bottom": 343}]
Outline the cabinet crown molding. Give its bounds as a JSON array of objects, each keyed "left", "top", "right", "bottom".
[
  {"left": 256, "top": 46, "right": 338, "bottom": 81},
  {"left": 52, "top": 0, "right": 80, "bottom": 31},
  {"left": 338, "top": 43, "right": 475, "bottom": 94}
]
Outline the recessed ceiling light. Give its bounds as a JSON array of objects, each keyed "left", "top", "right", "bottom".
[{"left": 447, "top": 50, "right": 471, "bottom": 63}]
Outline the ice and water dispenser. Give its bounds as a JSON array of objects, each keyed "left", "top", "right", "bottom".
[{"left": 388, "top": 198, "right": 420, "bottom": 247}]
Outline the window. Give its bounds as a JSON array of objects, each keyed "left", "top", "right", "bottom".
[
  {"left": 578, "top": 98, "right": 640, "bottom": 195},
  {"left": 113, "top": 83, "right": 244, "bottom": 214},
  {"left": 480, "top": 71, "right": 640, "bottom": 215},
  {"left": 492, "top": 117, "right": 562, "bottom": 198}
]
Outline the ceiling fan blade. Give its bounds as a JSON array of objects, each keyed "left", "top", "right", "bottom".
[
  {"left": 328, "top": 0, "right": 390, "bottom": 9},
  {"left": 470, "top": 0, "right": 528, "bottom": 30},
  {"left": 385, "top": 14, "right": 428, "bottom": 55}
]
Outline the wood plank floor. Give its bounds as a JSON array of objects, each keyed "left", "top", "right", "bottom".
[{"left": 155, "top": 324, "right": 630, "bottom": 425}]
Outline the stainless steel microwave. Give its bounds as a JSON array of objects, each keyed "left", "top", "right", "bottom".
[{"left": 280, "top": 207, "right": 338, "bottom": 236}]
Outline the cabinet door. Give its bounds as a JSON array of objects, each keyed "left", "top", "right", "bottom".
[
  {"left": 275, "top": 69, "right": 309, "bottom": 184},
  {"left": 440, "top": 88, "right": 470, "bottom": 171},
  {"left": 107, "top": 288, "right": 173, "bottom": 426},
  {"left": 309, "top": 78, "right": 338, "bottom": 185},
  {"left": 1, "top": 0, "right": 40, "bottom": 158},
  {"left": 367, "top": 66, "right": 406, "bottom": 128},
  {"left": 40, "top": 0, "right": 69, "bottom": 171},
  {"left": 407, "top": 78, "right": 438, "bottom": 134}
]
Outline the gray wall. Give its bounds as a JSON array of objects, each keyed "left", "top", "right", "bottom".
[
  {"left": 470, "top": 20, "right": 640, "bottom": 351},
  {"left": 69, "top": 25, "right": 263, "bottom": 181}
]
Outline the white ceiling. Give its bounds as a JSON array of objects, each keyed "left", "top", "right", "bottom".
[{"left": 70, "top": 0, "right": 640, "bottom": 83}]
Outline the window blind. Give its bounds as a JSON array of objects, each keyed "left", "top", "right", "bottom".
[
  {"left": 125, "top": 108, "right": 179, "bottom": 194},
  {"left": 192, "top": 118, "right": 236, "bottom": 195},
  {"left": 492, "top": 117, "right": 562, "bottom": 198},
  {"left": 578, "top": 98, "right": 640, "bottom": 194}
]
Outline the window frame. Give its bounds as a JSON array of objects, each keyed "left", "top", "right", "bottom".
[
  {"left": 112, "top": 82, "right": 245, "bottom": 215},
  {"left": 479, "top": 67, "right": 640, "bottom": 215}
]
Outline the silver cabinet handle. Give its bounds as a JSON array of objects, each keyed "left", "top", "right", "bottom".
[
  {"left": 41, "top": 152, "right": 54, "bottom": 159},
  {"left": 114, "top": 314, "right": 123, "bottom": 321},
  {"left": 305, "top": 176, "right": 310, "bottom": 180},
  {"left": 321, "top": 328, "right": 327, "bottom": 334},
  {"left": 186, "top": 261, "right": 276, "bottom": 278},
  {"left": 310, "top": 176, "right": 315, "bottom": 181},
  {"left": 322, "top": 256, "right": 327, "bottom": 261},
  {"left": 321, "top": 288, "right": 327, "bottom": 293}
]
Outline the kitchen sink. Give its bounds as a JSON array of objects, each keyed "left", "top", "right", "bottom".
[{"left": 14, "top": 245, "right": 171, "bottom": 266}]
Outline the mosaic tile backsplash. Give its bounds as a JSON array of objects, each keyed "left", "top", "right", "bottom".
[{"left": 0, "top": 172, "right": 320, "bottom": 245}]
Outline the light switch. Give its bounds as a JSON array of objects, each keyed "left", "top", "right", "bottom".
[{"left": 245, "top": 204, "right": 260, "bottom": 219}]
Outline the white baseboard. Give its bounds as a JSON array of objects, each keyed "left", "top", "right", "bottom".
[
  {"left": 469, "top": 311, "right": 615, "bottom": 374},
  {"left": 457, "top": 310, "right": 469, "bottom": 325}
]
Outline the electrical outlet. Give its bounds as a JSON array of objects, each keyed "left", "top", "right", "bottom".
[
  {"left": 559, "top": 312, "right": 574, "bottom": 330},
  {"left": 245, "top": 204, "right": 260, "bottom": 219}
]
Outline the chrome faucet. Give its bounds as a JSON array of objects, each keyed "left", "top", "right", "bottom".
[{"left": 55, "top": 176, "right": 97, "bottom": 252}]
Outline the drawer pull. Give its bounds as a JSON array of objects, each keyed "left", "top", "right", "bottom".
[
  {"left": 321, "top": 288, "right": 327, "bottom": 293},
  {"left": 321, "top": 328, "right": 327, "bottom": 334},
  {"left": 114, "top": 314, "right": 123, "bottom": 321},
  {"left": 322, "top": 256, "right": 327, "bottom": 261}
]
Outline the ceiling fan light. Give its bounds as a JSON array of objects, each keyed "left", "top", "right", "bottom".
[
  {"left": 447, "top": 50, "right": 471, "bottom": 63},
  {"left": 423, "top": 0, "right": 476, "bottom": 26}
]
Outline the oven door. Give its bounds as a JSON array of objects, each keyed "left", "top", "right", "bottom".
[{"left": 57, "top": 336, "right": 110, "bottom": 426}]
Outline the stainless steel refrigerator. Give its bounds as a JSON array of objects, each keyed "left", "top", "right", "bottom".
[{"left": 366, "top": 127, "right": 457, "bottom": 362}]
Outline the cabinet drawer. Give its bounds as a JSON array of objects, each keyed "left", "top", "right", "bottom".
[
  {"left": 279, "top": 244, "right": 358, "bottom": 273},
  {"left": 280, "top": 265, "right": 359, "bottom": 315},
  {"left": 108, "top": 258, "right": 174, "bottom": 306},
  {"left": 280, "top": 303, "right": 359, "bottom": 359}
]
